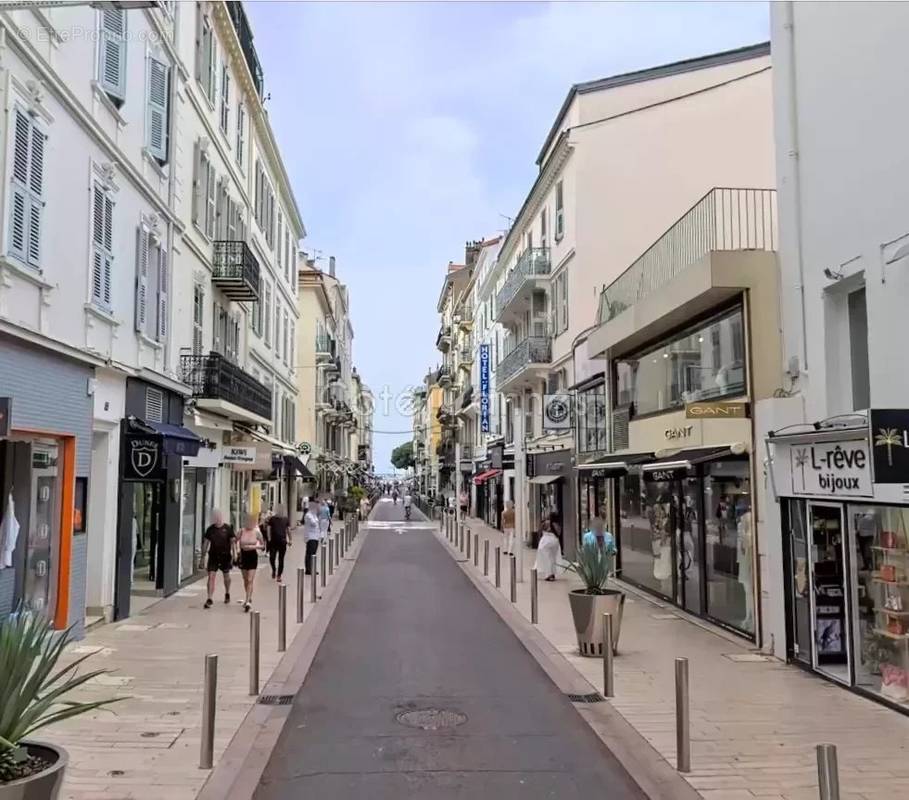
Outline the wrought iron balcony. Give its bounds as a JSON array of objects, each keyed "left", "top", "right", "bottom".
[
  {"left": 497, "top": 336, "right": 552, "bottom": 386},
  {"left": 315, "top": 333, "right": 336, "bottom": 362},
  {"left": 436, "top": 324, "right": 452, "bottom": 353},
  {"left": 226, "top": 1, "right": 264, "bottom": 98},
  {"left": 495, "top": 247, "right": 550, "bottom": 321},
  {"left": 212, "top": 240, "right": 260, "bottom": 302},
  {"left": 181, "top": 352, "right": 271, "bottom": 422},
  {"left": 597, "top": 188, "right": 777, "bottom": 324}
]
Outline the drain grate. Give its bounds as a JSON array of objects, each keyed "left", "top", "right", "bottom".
[
  {"left": 258, "top": 694, "right": 295, "bottom": 706},
  {"left": 566, "top": 692, "right": 605, "bottom": 704},
  {"left": 396, "top": 708, "right": 467, "bottom": 730}
]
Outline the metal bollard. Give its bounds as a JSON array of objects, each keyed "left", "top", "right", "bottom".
[
  {"left": 495, "top": 546, "right": 501, "bottom": 588},
  {"left": 296, "top": 567, "right": 305, "bottom": 624},
  {"left": 328, "top": 538, "right": 334, "bottom": 577},
  {"left": 816, "top": 744, "right": 840, "bottom": 800},
  {"left": 199, "top": 654, "right": 217, "bottom": 769},
  {"left": 310, "top": 554, "right": 318, "bottom": 603},
  {"left": 603, "top": 613, "right": 614, "bottom": 698},
  {"left": 335, "top": 532, "right": 340, "bottom": 567},
  {"left": 340, "top": 528, "right": 346, "bottom": 559},
  {"left": 510, "top": 555, "right": 517, "bottom": 603},
  {"left": 473, "top": 534, "right": 479, "bottom": 567},
  {"left": 320, "top": 544, "right": 326, "bottom": 588},
  {"left": 483, "top": 539, "right": 489, "bottom": 576},
  {"left": 278, "top": 584, "right": 287, "bottom": 652},
  {"left": 675, "top": 657, "right": 690, "bottom": 773},
  {"left": 530, "top": 568, "right": 538, "bottom": 623},
  {"left": 466, "top": 528, "right": 472, "bottom": 560},
  {"left": 249, "top": 612, "right": 260, "bottom": 696}
]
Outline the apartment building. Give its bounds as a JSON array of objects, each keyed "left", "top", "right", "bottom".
[
  {"left": 489, "top": 43, "right": 775, "bottom": 559},
  {"left": 0, "top": 1, "right": 306, "bottom": 628}
]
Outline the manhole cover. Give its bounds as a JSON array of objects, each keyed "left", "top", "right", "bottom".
[
  {"left": 566, "top": 692, "right": 605, "bottom": 703},
  {"left": 396, "top": 708, "right": 467, "bottom": 730},
  {"left": 258, "top": 694, "right": 295, "bottom": 706}
]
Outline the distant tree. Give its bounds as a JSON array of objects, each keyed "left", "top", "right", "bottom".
[{"left": 390, "top": 441, "right": 415, "bottom": 471}]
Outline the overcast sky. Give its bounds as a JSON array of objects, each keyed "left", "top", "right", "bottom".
[{"left": 246, "top": 0, "right": 769, "bottom": 472}]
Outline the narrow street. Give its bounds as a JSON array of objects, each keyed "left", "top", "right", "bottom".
[{"left": 254, "top": 499, "right": 644, "bottom": 799}]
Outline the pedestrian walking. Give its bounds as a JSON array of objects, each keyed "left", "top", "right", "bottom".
[
  {"left": 502, "top": 500, "right": 516, "bottom": 555},
  {"left": 318, "top": 497, "right": 332, "bottom": 539},
  {"left": 535, "top": 518, "right": 562, "bottom": 581},
  {"left": 267, "top": 504, "right": 293, "bottom": 583},
  {"left": 201, "top": 510, "right": 235, "bottom": 609},
  {"left": 581, "top": 514, "right": 617, "bottom": 554},
  {"left": 238, "top": 513, "right": 266, "bottom": 612},
  {"left": 304, "top": 501, "right": 321, "bottom": 574},
  {"left": 459, "top": 488, "right": 469, "bottom": 517}
]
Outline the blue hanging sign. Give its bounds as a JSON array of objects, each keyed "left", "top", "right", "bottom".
[{"left": 480, "top": 344, "right": 491, "bottom": 433}]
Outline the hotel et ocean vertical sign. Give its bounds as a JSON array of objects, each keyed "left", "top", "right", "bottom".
[{"left": 479, "top": 343, "right": 490, "bottom": 433}]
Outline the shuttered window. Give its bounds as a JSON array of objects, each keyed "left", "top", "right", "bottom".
[
  {"left": 236, "top": 104, "right": 246, "bottom": 168},
  {"left": 193, "top": 144, "right": 216, "bottom": 239},
  {"left": 197, "top": 12, "right": 216, "bottom": 102},
  {"left": 192, "top": 284, "right": 204, "bottom": 355},
  {"left": 219, "top": 64, "right": 230, "bottom": 134},
  {"left": 99, "top": 9, "right": 126, "bottom": 105},
  {"left": 91, "top": 184, "right": 114, "bottom": 308},
  {"left": 156, "top": 246, "right": 168, "bottom": 341},
  {"left": 263, "top": 283, "right": 272, "bottom": 347},
  {"left": 145, "top": 387, "right": 164, "bottom": 423},
  {"left": 8, "top": 108, "right": 45, "bottom": 268},
  {"left": 146, "top": 56, "right": 170, "bottom": 162},
  {"left": 135, "top": 227, "right": 149, "bottom": 333}
]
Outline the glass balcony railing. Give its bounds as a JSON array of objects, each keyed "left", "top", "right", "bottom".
[
  {"left": 496, "top": 336, "right": 552, "bottom": 385},
  {"left": 496, "top": 247, "right": 550, "bottom": 316}
]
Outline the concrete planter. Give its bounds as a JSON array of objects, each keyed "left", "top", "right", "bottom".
[
  {"left": 568, "top": 589, "right": 626, "bottom": 657},
  {"left": 0, "top": 743, "right": 67, "bottom": 800}
]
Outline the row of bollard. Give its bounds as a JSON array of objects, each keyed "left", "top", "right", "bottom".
[
  {"left": 200, "top": 512, "right": 362, "bottom": 770},
  {"left": 443, "top": 521, "right": 841, "bottom": 798}
]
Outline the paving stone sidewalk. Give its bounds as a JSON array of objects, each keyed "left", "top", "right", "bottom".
[
  {"left": 42, "top": 532, "right": 342, "bottom": 800},
  {"left": 456, "top": 517, "right": 909, "bottom": 800}
]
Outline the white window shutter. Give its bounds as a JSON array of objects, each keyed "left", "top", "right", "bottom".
[
  {"left": 191, "top": 142, "right": 201, "bottom": 227},
  {"left": 99, "top": 9, "right": 126, "bottom": 102},
  {"left": 135, "top": 227, "right": 149, "bottom": 332},
  {"left": 157, "top": 247, "right": 168, "bottom": 341},
  {"left": 103, "top": 194, "right": 113, "bottom": 305},
  {"left": 147, "top": 57, "right": 169, "bottom": 162},
  {"left": 91, "top": 186, "right": 105, "bottom": 303},
  {"left": 205, "top": 161, "right": 215, "bottom": 239}
]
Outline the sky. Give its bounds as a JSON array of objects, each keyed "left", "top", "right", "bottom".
[{"left": 246, "top": 0, "right": 770, "bottom": 472}]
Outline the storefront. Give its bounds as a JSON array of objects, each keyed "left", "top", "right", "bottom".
[
  {"left": 114, "top": 378, "right": 200, "bottom": 620},
  {"left": 0, "top": 335, "right": 93, "bottom": 634},
  {"left": 769, "top": 411, "right": 909, "bottom": 710},
  {"left": 527, "top": 448, "right": 576, "bottom": 557}
]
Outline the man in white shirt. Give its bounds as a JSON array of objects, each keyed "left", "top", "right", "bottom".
[{"left": 303, "top": 502, "right": 321, "bottom": 575}]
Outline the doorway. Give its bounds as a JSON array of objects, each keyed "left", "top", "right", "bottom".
[{"left": 130, "top": 482, "right": 164, "bottom": 613}]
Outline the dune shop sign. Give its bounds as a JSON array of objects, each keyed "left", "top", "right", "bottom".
[
  {"left": 870, "top": 410, "right": 909, "bottom": 484},
  {"left": 790, "top": 440, "right": 872, "bottom": 497},
  {"left": 123, "top": 434, "right": 165, "bottom": 482}
]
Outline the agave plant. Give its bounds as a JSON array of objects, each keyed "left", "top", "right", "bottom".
[
  {"left": 0, "top": 611, "right": 121, "bottom": 782},
  {"left": 565, "top": 542, "right": 616, "bottom": 595}
]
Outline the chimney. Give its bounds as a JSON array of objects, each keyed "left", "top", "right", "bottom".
[
  {"left": 465, "top": 239, "right": 482, "bottom": 269},
  {"left": 329, "top": 256, "right": 336, "bottom": 277}
]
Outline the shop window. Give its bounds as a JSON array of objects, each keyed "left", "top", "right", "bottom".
[
  {"left": 618, "top": 470, "right": 674, "bottom": 599},
  {"left": 615, "top": 307, "right": 746, "bottom": 417},
  {"left": 577, "top": 386, "right": 607, "bottom": 454}
]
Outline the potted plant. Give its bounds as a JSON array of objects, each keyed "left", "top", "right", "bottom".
[
  {"left": 0, "top": 611, "right": 120, "bottom": 799},
  {"left": 566, "top": 542, "right": 626, "bottom": 657}
]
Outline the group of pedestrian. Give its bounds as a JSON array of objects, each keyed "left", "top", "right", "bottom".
[{"left": 200, "top": 496, "right": 338, "bottom": 612}]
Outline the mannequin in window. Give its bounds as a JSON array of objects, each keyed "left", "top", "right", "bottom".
[{"left": 737, "top": 508, "right": 754, "bottom": 631}]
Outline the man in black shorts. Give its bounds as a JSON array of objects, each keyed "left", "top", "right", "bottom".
[{"left": 201, "top": 510, "right": 236, "bottom": 609}]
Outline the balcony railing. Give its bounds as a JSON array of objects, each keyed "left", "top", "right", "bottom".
[
  {"left": 315, "top": 333, "right": 335, "bottom": 360},
  {"left": 436, "top": 324, "right": 452, "bottom": 352},
  {"left": 496, "top": 247, "right": 551, "bottom": 315},
  {"left": 181, "top": 352, "right": 271, "bottom": 421},
  {"left": 597, "top": 188, "right": 777, "bottom": 324},
  {"left": 497, "top": 336, "right": 552, "bottom": 385},
  {"left": 438, "top": 366, "right": 452, "bottom": 386},
  {"left": 212, "top": 240, "right": 260, "bottom": 302},
  {"left": 226, "top": 1, "right": 264, "bottom": 98}
]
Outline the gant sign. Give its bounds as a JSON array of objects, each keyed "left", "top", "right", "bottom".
[{"left": 790, "top": 440, "right": 872, "bottom": 497}]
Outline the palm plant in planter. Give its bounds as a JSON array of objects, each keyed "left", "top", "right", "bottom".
[
  {"left": 565, "top": 542, "right": 626, "bottom": 658},
  {"left": 0, "top": 611, "right": 120, "bottom": 798}
]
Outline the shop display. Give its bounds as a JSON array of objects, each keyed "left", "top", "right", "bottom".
[{"left": 811, "top": 508, "right": 847, "bottom": 666}]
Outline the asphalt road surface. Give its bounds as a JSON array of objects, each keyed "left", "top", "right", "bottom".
[{"left": 254, "top": 497, "right": 645, "bottom": 799}]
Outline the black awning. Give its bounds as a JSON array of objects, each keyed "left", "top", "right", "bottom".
[
  {"left": 577, "top": 452, "right": 652, "bottom": 476},
  {"left": 642, "top": 446, "right": 742, "bottom": 481},
  {"left": 284, "top": 455, "right": 316, "bottom": 481},
  {"left": 145, "top": 421, "right": 203, "bottom": 457}
]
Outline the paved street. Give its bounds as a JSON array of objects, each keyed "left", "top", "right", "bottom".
[{"left": 254, "top": 499, "right": 644, "bottom": 799}]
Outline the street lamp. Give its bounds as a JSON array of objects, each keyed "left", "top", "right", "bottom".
[{"left": 1, "top": 1, "right": 159, "bottom": 10}]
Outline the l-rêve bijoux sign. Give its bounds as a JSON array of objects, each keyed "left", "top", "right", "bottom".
[{"left": 789, "top": 440, "right": 872, "bottom": 497}]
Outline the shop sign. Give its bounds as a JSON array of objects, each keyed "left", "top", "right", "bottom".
[
  {"left": 686, "top": 401, "right": 749, "bottom": 419},
  {"left": 123, "top": 433, "right": 165, "bottom": 482},
  {"left": 664, "top": 425, "right": 693, "bottom": 441},
  {"left": 223, "top": 443, "right": 271, "bottom": 471},
  {"left": 869, "top": 409, "right": 909, "bottom": 484},
  {"left": 789, "top": 440, "right": 872, "bottom": 497},
  {"left": 490, "top": 443, "right": 503, "bottom": 470},
  {"left": 543, "top": 394, "right": 572, "bottom": 431},
  {"left": 0, "top": 397, "right": 10, "bottom": 437},
  {"left": 479, "top": 344, "right": 491, "bottom": 433},
  {"left": 644, "top": 467, "right": 686, "bottom": 483},
  {"left": 298, "top": 441, "right": 312, "bottom": 455}
]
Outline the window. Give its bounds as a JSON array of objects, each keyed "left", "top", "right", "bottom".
[
  {"left": 555, "top": 180, "right": 564, "bottom": 241},
  {"left": 134, "top": 226, "right": 168, "bottom": 342},
  {"left": 848, "top": 287, "right": 870, "bottom": 410},
  {"left": 289, "top": 322, "right": 295, "bottom": 367},
  {"left": 263, "top": 282, "right": 272, "bottom": 347},
  {"left": 277, "top": 212, "right": 283, "bottom": 265},
  {"left": 540, "top": 208, "right": 548, "bottom": 250},
  {"left": 99, "top": 9, "right": 126, "bottom": 106},
  {"left": 192, "top": 284, "right": 204, "bottom": 355},
  {"left": 146, "top": 56, "right": 170, "bottom": 163},
  {"left": 219, "top": 63, "right": 230, "bottom": 135},
  {"left": 8, "top": 108, "right": 45, "bottom": 269},
  {"left": 197, "top": 11, "right": 216, "bottom": 102},
  {"left": 254, "top": 161, "right": 275, "bottom": 247},
  {"left": 145, "top": 387, "right": 164, "bottom": 423},
  {"left": 90, "top": 183, "right": 114, "bottom": 308},
  {"left": 577, "top": 384, "right": 607, "bottom": 454},
  {"left": 236, "top": 104, "right": 246, "bottom": 168},
  {"left": 193, "top": 143, "right": 215, "bottom": 239},
  {"left": 554, "top": 270, "right": 568, "bottom": 334},
  {"left": 614, "top": 307, "right": 746, "bottom": 417},
  {"left": 213, "top": 304, "right": 240, "bottom": 362},
  {"left": 215, "top": 178, "right": 228, "bottom": 240},
  {"left": 282, "top": 310, "right": 289, "bottom": 365},
  {"left": 251, "top": 276, "right": 262, "bottom": 336}
]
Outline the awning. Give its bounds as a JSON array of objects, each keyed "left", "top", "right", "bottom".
[
  {"left": 145, "top": 421, "right": 203, "bottom": 457},
  {"left": 245, "top": 427, "right": 295, "bottom": 455},
  {"left": 642, "top": 446, "right": 742, "bottom": 480},
  {"left": 473, "top": 468, "right": 502, "bottom": 485},
  {"left": 528, "top": 474, "right": 561, "bottom": 485},
  {"left": 577, "top": 452, "right": 652, "bottom": 475}
]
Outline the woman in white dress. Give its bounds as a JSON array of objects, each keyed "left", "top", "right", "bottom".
[{"left": 535, "top": 517, "right": 562, "bottom": 581}]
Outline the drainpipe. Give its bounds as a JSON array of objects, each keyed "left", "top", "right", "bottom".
[{"left": 781, "top": 1, "right": 809, "bottom": 373}]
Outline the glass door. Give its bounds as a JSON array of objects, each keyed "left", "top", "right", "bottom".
[
  {"left": 180, "top": 470, "right": 197, "bottom": 582},
  {"left": 679, "top": 475, "right": 703, "bottom": 616},
  {"left": 25, "top": 441, "right": 61, "bottom": 615},
  {"left": 808, "top": 502, "right": 850, "bottom": 684},
  {"left": 786, "top": 499, "right": 813, "bottom": 666}
]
